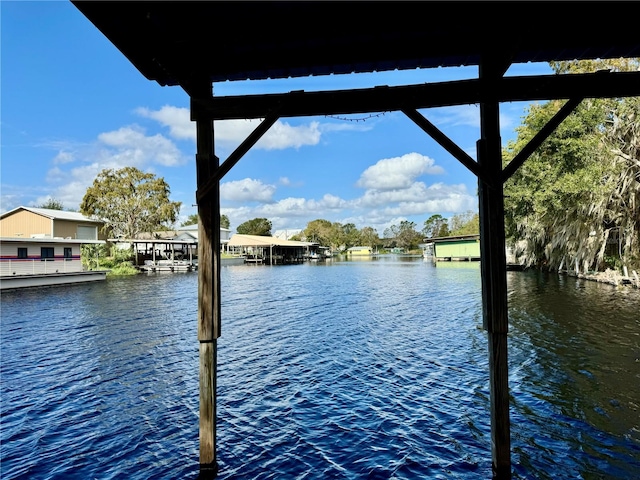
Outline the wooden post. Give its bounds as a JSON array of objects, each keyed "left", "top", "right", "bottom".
[
  {"left": 478, "top": 60, "right": 512, "bottom": 479},
  {"left": 193, "top": 81, "right": 221, "bottom": 477}
]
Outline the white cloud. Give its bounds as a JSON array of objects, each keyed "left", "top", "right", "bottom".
[
  {"left": 98, "top": 125, "right": 185, "bottom": 167},
  {"left": 0, "top": 194, "right": 22, "bottom": 214},
  {"left": 222, "top": 194, "right": 349, "bottom": 229},
  {"left": 355, "top": 181, "right": 474, "bottom": 209},
  {"left": 279, "top": 177, "right": 291, "bottom": 186},
  {"left": 248, "top": 194, "right": 348, "bottom": 220},
  {"left": 429, "top": 105, "right": 479, "bottom": 128},
  {"left": 220, "top": 178, "right": 276, "bottom": 202},
  {"left": 45, "top": 163, "right": 112, "bottom": 208},
  {"left": 45, "top": 166, "right": 65, "bottom": 184},
  {"left": 256, "top": 120, "right": 321, "bottom": 150},
  {"left": 356, "top": 152, "right": 444, "bottom": 190},
  {"left": 135, "top": 106, "right": 194, "bottom": 140},
  {"left": 429, "top": 104, "right": 514, "bottom": 131},
  {"left": 53, "top": 151, "right": 75, "bottom": 164},
  {"left": 374, "top": 195, "right": 476, "bottom": 217},
  {"left": 319, "top": 121, "right": 374, "bottom": 133},
  {"left": 136, "top": 106, "right": 325, "bottom": 151},
  {"left": 218, "top": 119, "right": 321, "bottom": 151},
  {"left": 32, "top": 125, "right": 187, "bottom": 210}
]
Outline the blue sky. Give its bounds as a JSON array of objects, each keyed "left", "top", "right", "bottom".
[{"left": 1, "top": 1, "right": 554, "bottom": 235}]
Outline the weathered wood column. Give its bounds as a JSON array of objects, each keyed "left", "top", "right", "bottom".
[
  {"left": 477, "top": 59, "right": 511, "bottom": 479},
  {"left": 192, "top": 81, "right": 221, "bottom": 476}
]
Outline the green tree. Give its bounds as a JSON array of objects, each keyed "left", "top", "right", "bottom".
[
  {"left": 359, "top": 226, "right": 380, "bottom": 248},
  {"left": 383, "top": 226, "right": 396, "bottom": 240},
  {"left": 80, "top": 166, "right": 181, "bottom": 239},
  {"left": 329, "top": 222, "right": 345, "bottom": 251},
  {"left": 449, "top": 211, "right": 479, "bottom": 236},
  {"left": 236, "top": 217, "right": 272, "bottom": 236},
  {"left": 181, "top": 214, "right": 199, "bottom": 226},
  {"left": 395, "top": 220, "right": 422, "bottom": 250},
  {"left": 422, "top": 214, "right": 449, "bottom": 238},
  {"left": 303, "top": 219, "right": 333, "bottom": 245},
  {"left": 39, "top": 198, "right": 64, "bottom": 210},
  {"left": 503, "top": 58, "right": 640, "bottom": 271},
  {"left": 341, "top": 223, "right": 359, "bottom": 249},
  {"left": 182, "top": 213, "right": 230, "bottom": 229}
]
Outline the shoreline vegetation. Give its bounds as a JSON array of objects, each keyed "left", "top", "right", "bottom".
[
  {"left": 564, "top": 267, "right": 640, "bottom": 289},
  {"left": 86, "top": 247, "right": 640, "bottom": 290}
]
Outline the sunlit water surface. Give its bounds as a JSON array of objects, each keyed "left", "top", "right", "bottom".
[{"left": 1, "top": 257, "right": 638, "bottom": 479}]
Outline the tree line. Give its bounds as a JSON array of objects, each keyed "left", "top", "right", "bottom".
[
  {"left": 503, "top": 58, "right": 639, "bottom": 272},
  {"left": 227, "top": 212, "right": 479, "bottom": 253}
]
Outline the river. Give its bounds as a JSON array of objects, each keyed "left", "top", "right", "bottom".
[{"left": 1, "top": 257, "right": 638, "bottom": 479}]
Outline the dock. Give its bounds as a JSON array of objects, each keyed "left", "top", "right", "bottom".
[
  {"left": 111, "top": 238, "right": 198, "bottom": 273},
  {"left": 138, "top": 259, "right": 195, "bottom": 272}
]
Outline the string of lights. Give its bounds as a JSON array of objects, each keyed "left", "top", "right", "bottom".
[{"left": 324, "top": 112, "right": 387, "bottom": 122}]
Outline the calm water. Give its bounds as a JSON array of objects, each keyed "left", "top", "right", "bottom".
[{"left": 1, "top": 257, "right": 639, "bottom": 479}]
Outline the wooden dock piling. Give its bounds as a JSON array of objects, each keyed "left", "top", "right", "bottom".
[
  {"left": 194, "top": 82, "right": 221, "bottom": 475},
  {"left": 478, "top": 57, "right": 512, "bottom": 479}
]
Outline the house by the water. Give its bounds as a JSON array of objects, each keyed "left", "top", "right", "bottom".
[
  {"left": 427, "top": 234, "right": 525, "bottom": 269},
  {"left": 0, "top": 206, "right": 107, "bottom": 241},
  {"left": 347, "top": 246, "right": 374, "bottom": 256},
  {"left": 0, "top": 206, "right": 109, "bottom": 290},
  {"left": 0, "top": 237, "right": 107, "bottom": 290}
]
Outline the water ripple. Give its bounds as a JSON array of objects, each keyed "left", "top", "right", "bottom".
[{"left": 2, "top": 260, "right": 639, "bottom": 479}]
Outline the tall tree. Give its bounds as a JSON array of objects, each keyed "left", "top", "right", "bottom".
[
  {"left": 449, "top": 211, "right": 479, "bottom": 236},
  {"left": 80, "top": 166, "right": 181, "bottom": 239},
  {"left": 359, "top": 226, "right": 380, "bottom": 248},
  {"left": 422, "top": 214, "right": 449, "bottom": 238},
  {"left": 180, "top": 213, "right": 229, "bottom": 228},
  {"left": 303, "top": 219, "right": 333, "bottom": 245},
  {"left": 503, "top": 58, "right": 640, "bottom": 271},
  {"left": 236, "top": 217, "right": 272, "bottom": 236},
  {"left": 395, "top": 220, "right": 422, "bottom": 250},
  {"left": 341, "top": 223, "right": 359, "bottom": 249},
  {"left": 39, "top": 198, "right": 64, "bottom": 210},
  {"left": 329, "top": 222, "right": 345, "bottom": 250},
  {"left": 181, "top": 214, "right": 199, "bottom": 227}
]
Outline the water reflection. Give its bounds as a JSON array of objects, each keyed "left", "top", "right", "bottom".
[{"left": 507, "top": 270, "right": 640, "bottom": 478}]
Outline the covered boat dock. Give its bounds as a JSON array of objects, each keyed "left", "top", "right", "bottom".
[
  {"left": 70, "top": 3, "right": 640, "bottom": 478},
  {"left": 227, "top": 234, "right": 312, "bottom": 265},
  {"left": 113, "top": 238, "right": 198, "bottom": 272}
]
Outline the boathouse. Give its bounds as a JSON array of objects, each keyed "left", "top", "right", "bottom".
[
  {"left": 431, "top": 234, "right": 481, "bottom": 262},
  {"left": 227, "top": 234, "right": 310, "bottom": 265},
  {"left": 347, "top": 246, "right": 374, "bottom": 256},
  {"left": 70, "top": 3, "right": 640, "bottom": 478},
  {"left": 162, "top": 224, "right": 233, "bottom": 252}
]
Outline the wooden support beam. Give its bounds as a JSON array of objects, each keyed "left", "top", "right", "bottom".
[
  {"left": 195, "top": 111, "right": 280, "bottom": 203},
  {"left": 194, "top": 83, "right": 221, "bottom": 477},
  {"left": 193, "top": 70, "right": 640, "bottom": 120},
  {"left": 478, "top": 58, "right": 511, "bottom": 479},
  {"left": 402, "top": 108, "right": 486, "bottom": 181},
  {"left": 502, "top": 97, "right": 583, "bottom": 182}
]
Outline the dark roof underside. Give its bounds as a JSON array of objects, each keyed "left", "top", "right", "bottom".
[{"left": 72, "top": 1, "right": 640, "bottom": 91}]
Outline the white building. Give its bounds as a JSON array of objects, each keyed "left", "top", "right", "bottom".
[{"left": 0, "top": 237, "right": 107, "bottom": 290}]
